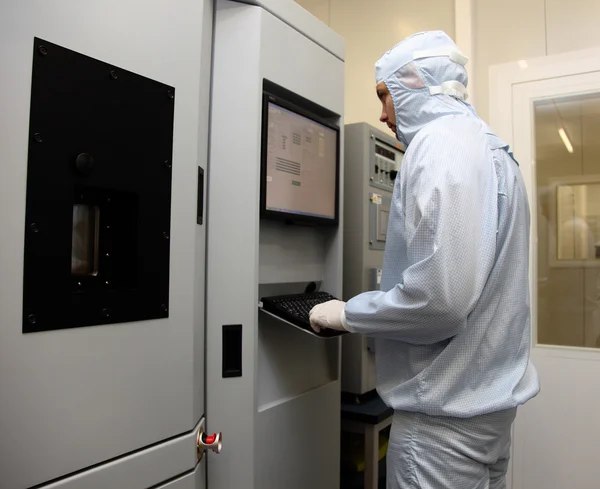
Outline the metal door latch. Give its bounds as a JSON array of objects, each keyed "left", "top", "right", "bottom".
[{"left": 197, "top": 427, "right": 222, "bottom": 461}]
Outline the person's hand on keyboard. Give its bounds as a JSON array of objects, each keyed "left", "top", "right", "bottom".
[{"left": 309, "top": 300, "right": 347, "bottom": 333}]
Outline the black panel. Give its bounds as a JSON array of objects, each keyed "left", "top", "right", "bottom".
[
  {"left": 222, "top": 325, "right": 242, "bottom": 378},
  {"left": 197, "top": 167, "right": 204, "bottom": 225},
  {"left": 23, "top": 38, "right": 175, "bottom": 333}
]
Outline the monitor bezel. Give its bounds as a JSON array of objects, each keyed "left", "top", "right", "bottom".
[{"left": 260, "top": 89, "right": 340, "bottom": 227}]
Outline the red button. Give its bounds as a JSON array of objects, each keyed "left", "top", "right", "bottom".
[{"left": 206, "top": 434, "right": 216, "bottom": 444}]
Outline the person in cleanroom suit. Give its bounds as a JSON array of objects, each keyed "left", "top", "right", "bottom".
[{"left": 309, "top": 31, "right": 540, "bottom": 489}]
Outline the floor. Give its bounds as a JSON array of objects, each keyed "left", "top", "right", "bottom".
[{"left": 340, "top": 457, "right": 386, "bottom": 489}]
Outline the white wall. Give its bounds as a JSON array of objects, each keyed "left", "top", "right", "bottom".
[
  {"left": 295, "top": 0, "right": 455, "bottom": 129},
  {"left": 475, "top": 0, "right": 600, "bottom": 123},
  {"left": 298, "top": 0, "right": 600, "bottom": 127}
]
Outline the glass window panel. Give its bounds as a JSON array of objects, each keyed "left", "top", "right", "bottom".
[
  {"left": 535, "top": 93, "right": 600, "bottom": 348},
  {"left": 71, "top": 204, "right": 100, "bottom": 277}
]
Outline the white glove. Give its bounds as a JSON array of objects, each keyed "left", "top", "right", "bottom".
[{"left": 309, "top": 300, "right": 347, "bottom": 332}]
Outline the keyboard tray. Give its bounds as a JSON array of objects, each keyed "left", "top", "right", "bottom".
[{"left": 258, "top": 298, "right": 347, "bottom": 339}]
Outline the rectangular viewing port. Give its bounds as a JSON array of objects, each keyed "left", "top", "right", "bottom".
[{"left": 71, "top": 204, "right": 100, "bottom": 277}]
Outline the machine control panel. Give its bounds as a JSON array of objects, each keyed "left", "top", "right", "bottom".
[
  {"left": 368, "top": 193, "right": 391, "bottom": 251},
  {"left": 370, "top": 138, "right": 404, "bottom": 191}
]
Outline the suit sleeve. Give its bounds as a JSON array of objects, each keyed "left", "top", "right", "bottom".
[{"left": 343, "top": 128, "right": 498, "bottom": 344}]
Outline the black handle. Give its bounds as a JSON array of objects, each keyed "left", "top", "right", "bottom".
[
  {"left": 222, "top": 324, "right": 242, "bottom": 378},
  {"left": 197, "top": 167, "right": 204, "bottom": 225}
]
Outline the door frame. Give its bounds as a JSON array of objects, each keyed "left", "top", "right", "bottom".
[
  {"left": 490, "top": 46, "right": 600, "bottom": 149},
  {"left": 512, "top": 70, "right": 600, "bottom": 351},
  {"left": 490, "top": 47, "right": 600, "bottom": 489}
]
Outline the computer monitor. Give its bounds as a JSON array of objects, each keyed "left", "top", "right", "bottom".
[{"left": 260, "top": 90, "right": 340, "bottom": 226}]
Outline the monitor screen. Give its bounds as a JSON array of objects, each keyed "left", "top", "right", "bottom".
[{"left": 261, "top": 95, "right": 339, "bottom": 224}]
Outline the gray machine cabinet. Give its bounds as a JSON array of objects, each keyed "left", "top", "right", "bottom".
[
  {"left": 207, "top": 3, "right": 345, "bottom": 489},
  {"left": 0, "top": 1, "right": 213, "bottom": 488},
  {"left": 342, "top": 122, "right": 403, "bottom": 396},
  {"left": 2, "top": 1, "right": 344, "bottom": 488}
]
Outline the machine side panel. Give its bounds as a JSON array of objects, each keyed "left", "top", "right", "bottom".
[
  {"left": 194, "top": 0, "right": 214, "bottom": 428},
  {"left": 42, "top": 422, "right": 202, "bottom": 489},
  {"left": 255, "top": 382, "right": 340, "bottom": 489},
  {"left": 206, "top": 3, "right": 262, "bottom": 489},
  {"left": 341, "top": 124, "right": 369, "bottom": 395},
  {"left": 343, "top": 123, "right": 369, "bottom": 301}
]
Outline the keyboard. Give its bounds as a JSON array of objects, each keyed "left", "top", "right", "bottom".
[{"left": 260, "top": 291, "right": 346, "bottom": 338}]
